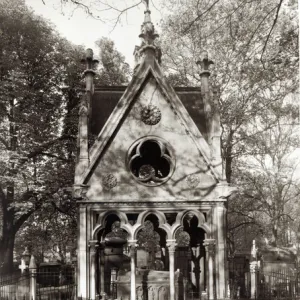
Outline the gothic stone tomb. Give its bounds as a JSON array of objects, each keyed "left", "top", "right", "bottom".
[{"left": 73, "top": 5, "right": 235, "bottom": 300}]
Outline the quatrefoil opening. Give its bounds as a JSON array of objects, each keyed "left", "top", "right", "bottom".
[{"left": 127, "top": 137, "right": 175, "bottom": 186}]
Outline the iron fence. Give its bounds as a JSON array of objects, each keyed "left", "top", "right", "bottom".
[
  {"left": 0, "top": 271, "right": 30, "bottom": 300},
  {"left": 257, "top": 270, "right": 300, "bottom": 300},
  {"left": 0, "top": 265, "right": 76, "bottom": 300},
  {"left": 36, "top": 265, "right": 76, "bottom": 300}
]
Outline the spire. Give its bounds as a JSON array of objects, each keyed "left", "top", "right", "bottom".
[
  {"left": 133, "top": 0, "right": 161, "bottom": 69},
  {"left": 139, "top": 1, "right": 158, "bottom": 46}
]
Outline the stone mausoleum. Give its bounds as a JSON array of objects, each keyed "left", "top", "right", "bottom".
[{"left": 73, "top": 4, "right": 235, "bottom": 300}]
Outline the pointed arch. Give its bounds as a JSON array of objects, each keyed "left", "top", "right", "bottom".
[
  {"left": 133, "top": 210, "right": 172, "bottom": 240},
  {"left": 171, "top": 209, "right": 210, "bottom": 238},
  {"left": 92, "top": 210, "right": 129, "bottom": 239}
]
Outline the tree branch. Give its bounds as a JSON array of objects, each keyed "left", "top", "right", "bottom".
[
  {"left": 183, "top": 0, "right": 221, "bottom": 34},
  {"left": 260, "top": 0, "right": 284, "bottom": 64}
]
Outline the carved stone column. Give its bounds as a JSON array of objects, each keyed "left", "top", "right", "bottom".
[
  {"left": 167, "top": 239, "right": 177, "bottom": 300},
  {"left": 203, "top": 239, "right": 216, "bottom": 300},
  {"left": 89, "top": 240, "right": 99, "bottom": 300},
  {"left": 98, "top": 242, "right": 105, "bottom": 298},
  {"left": 200, "top": 255, "right": 205, "bottom": 293},
  {"left": 250, "top": 261, "right": 258, "bottom": 299},
  {"left": 128, "top": 240, "right": 138, "bottom": 300}
]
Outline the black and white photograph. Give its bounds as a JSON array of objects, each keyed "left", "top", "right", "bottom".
[{"left": 0, "top": 0, "right": 299, "bottom": 299}]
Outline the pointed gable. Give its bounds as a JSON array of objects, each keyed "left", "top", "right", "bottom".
[
  {"left": 90, "top": 86, "right": 208, "bottom": 142},
  {"left": 74, "top": 4, "right": 226, "bottom": 202},
  {"left": 77, "top": 57, "right": 222, "bottom": 201}
]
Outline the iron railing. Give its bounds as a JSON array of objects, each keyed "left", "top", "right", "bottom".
[
  {"left": 257, "top": 270, "right": 300, "bottom": 300},
  {"left": 0, "top": 271, "right": 30, "bottom": 300},
  {"left": 0, "top": 265, "right": 76, "bottom": 300}
]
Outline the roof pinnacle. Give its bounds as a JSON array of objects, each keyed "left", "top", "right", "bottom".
[
  {"left": 133, "top": 0, "right": 161, "bottom": 69},
  {"left": 139, "top": 0, "right": 158, "bottom": 46}
]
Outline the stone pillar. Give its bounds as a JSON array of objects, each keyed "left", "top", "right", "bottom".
[
  {"left": 167, "top": 239, "right": 177, "bottom": 300},
  {"left": 196, "top": 245, "right": 201, "bottom": 295},
  {"left": 77, "top": 205, "right": 88, "bottom": 298},
  {"left": 204, "top": 239, "right": 216, "bottom": 300},
  {"left": 98, "top": 242, "right": 105, "bottom": 298},
  {"left": 89, "top": 240, "right": 98, "bottom": 300},
  {"left": 215, "top": 205, "right": 227, "bottom": 299},
  {"left": 29, "top": 255, "right": 37, "bottom": 300},
  {"left": 110, "top": 268, "right": 117, "bottom": 299},
  {"left": 75, "top": 49, "right": 98, "bottom": 183},
  {"left": 196, "top": 51, "right": 214, "bottom": 150},
  {"left": 200, "top": 255, "right": 205, "bottom": 293},
  {"left": 128, "top": 240, "right": 138, "bottom": 300},
  {"left": 250, "top": 261, "right": 258, "bottom": 299}
]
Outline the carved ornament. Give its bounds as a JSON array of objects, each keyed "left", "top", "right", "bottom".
[
  {"left": 186, "top": 174, "right": 200, "bottom": 188},
  {"left": 141, "top": 104, "right": 161, "bottom": 125},
  {"left": 73, "top": 184, "right": 89, "bottom": 200},
  {"left": 127, "top": 137, "right": 175, "bottom": 186},
  {"left": 102, "top": 174, "right": 117, "bottom": 190}
]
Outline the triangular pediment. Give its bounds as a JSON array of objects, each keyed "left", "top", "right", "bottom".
[{"left": 78, "top": 57, "right": 223, "bottom": 200}]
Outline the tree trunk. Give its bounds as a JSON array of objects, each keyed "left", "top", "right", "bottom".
[
  {"left": 271, "top": 220, "right": 278, "bottom": 247},
  {"left": 224, "top": 129, "right": 234, "bottom": 183},
  {"left": 0, "top": 228, "right": 16, "bottom": 273}
]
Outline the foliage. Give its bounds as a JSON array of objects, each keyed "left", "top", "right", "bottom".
[
  {"left": 158, "top": 0, "right": 299, "bottom": 252},
  {"left": 95, "top": 37, "right": 131, "bottom": 86},
  {"left": 0, "top": 0, "right": 84, "bottom": 272},
  {"left": 0, "top": 0, "right": 133, "bottom": 271}
]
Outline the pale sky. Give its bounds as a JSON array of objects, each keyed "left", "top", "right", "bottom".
[
  {"left": 25, "top": 0, "right": 164, "bottom": 67},
  {"left": 24, "top": 0, "right": 300, "bottom": 179}
]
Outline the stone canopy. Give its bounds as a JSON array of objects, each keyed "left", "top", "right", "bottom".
[{"left": 74, "top": 5, "right": 235, "bottom": 300}]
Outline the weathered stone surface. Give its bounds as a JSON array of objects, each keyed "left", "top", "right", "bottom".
[{"left": 86, "top": 76, "right": 217, "bottom": 201}]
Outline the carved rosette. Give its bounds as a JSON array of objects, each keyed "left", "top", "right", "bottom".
[
  {"left": 102, "top": 174, "right": 117, "bottom": 190},
  {"left": 186, "top": 174, "right": 200, "bottom": 188},
  {"left": 141, "top": 104, "right": 161, "bottom": 125}
]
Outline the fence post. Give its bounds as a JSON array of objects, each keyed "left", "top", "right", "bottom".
[
  {"left": 250, "top": 261, "right": 258, "bottom": 299},
  {"left": 29, "top": 255, "right": 37, "bottom": 300}
]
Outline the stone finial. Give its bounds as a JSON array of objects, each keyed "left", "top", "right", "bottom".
[
  {"left": 196, "top": 50, "right": 214, "bottom": 73},
  {"left": 251, "top": 239, "right": 257, "bottom": 260},
  {"left": 86, "top": 48, "right": 94, "bottom": 60},
  {"left": 29, "top": 255, "right": 37, "bottom": 269},
  {"left": 139, "top": 10, "right": 159, "bottom": 46},
  {"left": 138, "top": 0, "right": 158, "bottom": 46},
  {"left": 81, "top": 48, "right": 99, "bottom": 73},
  {"left": 80, "top": 48, "right": 98, "bottom": 93}
]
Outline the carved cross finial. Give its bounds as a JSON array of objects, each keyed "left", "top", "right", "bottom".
[
  {"left": 196, "top": 50, "right": 214, "bottom": 72},
  {"left": 19, "top": 258, "right": 27, "bottom": 273},
  {"left": 81, "top": 48, "right": 99, "bottom": 71}
]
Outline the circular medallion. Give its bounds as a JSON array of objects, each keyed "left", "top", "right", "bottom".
[
  {"left": 102, "top": 174, "right": 117, "bottom": 190},
  {"left": 141, "top": 105, "right": 161, "bottom": 125},
  {"left": 186, "top": 174, "right": 200, "bottom": 188}
]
